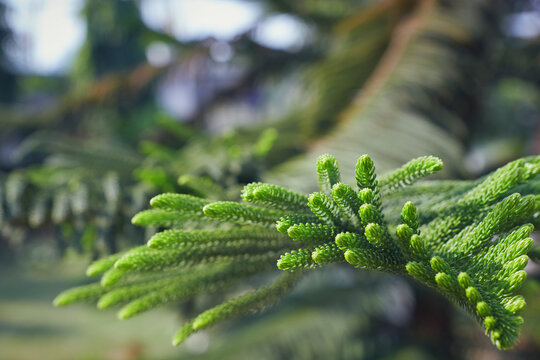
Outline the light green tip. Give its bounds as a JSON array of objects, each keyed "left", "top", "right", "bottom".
[
  {"left": 457, "top": 272, "right": 470, "bottom": 288},
  {"left": 202, "top": 203, "right": 220, "bottom": 217},
  {"left": 364, "top": 223, "right": 382, "bottom": 245},
  {"left": 476, "top": 301, "right": 491, "bottom": 316},
  {"left": 357, "top": 155, "right": 373, "bottom": 170},
  {"left": 52, "top": 293, "right": 71, "bottom": 307},
  {"left": 172, "top": 321, "right": 196, "bottom": 346}
]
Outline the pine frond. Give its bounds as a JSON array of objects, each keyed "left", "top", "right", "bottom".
[
  {"left": 316, "top": 154, "right": 341, "bottom": 196},
  {"left": 241, "top": 183, "right": 311, "bottom": 212},
  {"left": 131, "top": 209, "right": 205, "bottom": 227},
  {"left": 276, "top": 214, "right": 322, "bottom": 233},
  {"left": 117, "top": 262, "right": 259, "bottom": 319},
  {"left": 148, "top": 227, "right": 288, "bottom": 249},
  {"left": 287, "top": 223, "right": 338, "bottom": 244},
  {"left": 53, "top": 282, "right": 108, "bottom": 306},
  {"left": 203, "top": 202, "right": 288, "bottom": 226},
  {"left": 149, "top": 193, "right": 212, "bottom": 212},
  {"left": 56, "top": 153, "right": 539, "bottom": 350},
  {"left": 380, "top": 156, "right": 443, "bottom": 193},
  {"left": 86, "top": 252, "right": 126, "bottom": 276},
  {"left": 277, "top": 248, "right": 318, "bottom": 271},
  {"left": 269, "top": 154, "right": 539, "bottom": 350},
  {"left": 173, "top": 272, "right": 301, "bottom": 346}
]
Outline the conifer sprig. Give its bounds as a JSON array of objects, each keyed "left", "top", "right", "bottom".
[
  {"left": 272, "top": 154, "right": 538, "bottom": 350},
  {"left": 55, "top": 153, "right": 539, "bottom": 350},
  {"left": 380, "top": 156, "right": 444, "bottom": 193}
]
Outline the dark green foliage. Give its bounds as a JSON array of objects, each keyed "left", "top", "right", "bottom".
[
  {"left": 0, "top": 3, "right": 16, "bottom": 102},
  {"left": 0, "top": 124, "right": 280, "bottom": 258},
  {"left": 55, "top": 153, "right": 539, "bottom": 350}
]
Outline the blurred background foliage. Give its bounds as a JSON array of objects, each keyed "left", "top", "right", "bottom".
[{"left": 0, "top": 0, "right": 539, "bottom": 359}]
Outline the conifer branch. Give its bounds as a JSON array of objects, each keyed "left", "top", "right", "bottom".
[
  {"left": 172, "top": 272, "right": 301, "bottom": 346},
  {"left": 316, "top": 154, "right": 341, "bottom": 196},
  {"left": 55, "top": 153, "right": 539, "bottom": 350},
  {"left": 380, "top": 156, "right": 443, "bottom": 193},
  {"left": 241, "top": 183, "right": 311, "bottom": 212}
]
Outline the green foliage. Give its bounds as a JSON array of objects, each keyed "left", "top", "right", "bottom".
[
  {"left": 0, "top": 123, "right": 280, "bottom": 257},
  {"left": 380, "top": 156, "right": 444, "bottom": 193},
  {"left": 172, "top": 272, "right": 301, "bottom": 346},
  {"left": 1, "top": 0, "right": 534, "bottom": 356},
  {"left": 186, "top": 270, "right": 406, "bottom": 360},
  {"left": 273, "top": 154, "right": 539, "bottom": 350},
  {"left": 264, "top": 0, "right": 492, "bottom": 192},
  {"left": 55, "top": 153, "right": 539, "bottom": 350}
]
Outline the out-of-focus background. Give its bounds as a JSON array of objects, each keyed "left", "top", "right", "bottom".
[{"left": 0, "top": 0, "right": 539, "bottom": 359}]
